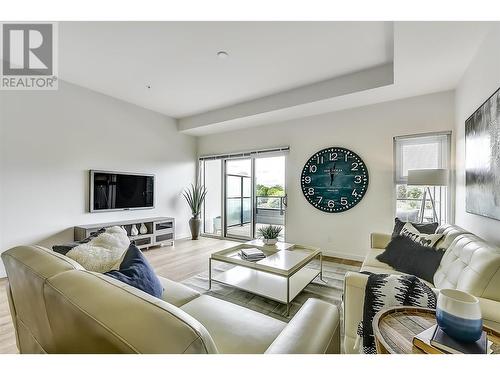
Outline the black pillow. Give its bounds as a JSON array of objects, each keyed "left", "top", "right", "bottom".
[
  {"left": 105, "top": 243, "right": 163, "bottom": 298},
  {"left": 376, "top": 235, "right": 445, "bottom": 283},
  {"left": 52, "top": 228, "right": 106, "bottom": 255},
  {"left": 391, "top": 218, "right": 438, "bottom": 239}
]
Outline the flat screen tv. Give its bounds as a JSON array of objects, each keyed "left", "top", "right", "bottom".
[{"left": 90, "top": 170, "right": 155, "bottom": 212}]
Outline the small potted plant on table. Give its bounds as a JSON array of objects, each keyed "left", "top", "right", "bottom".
[{"left": 257, "top": 225, "right": 282, "bottom": 245}]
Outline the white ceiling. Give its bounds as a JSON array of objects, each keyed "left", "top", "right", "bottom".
[
  {"left": 56, "top": 21, "right": 493, "bottom": 135},
  {"left": 180, "top": 22, "right": 492, "bottom": 134},
  {"left": 59, "top": 21, "right": 393, "bottom": 117}
]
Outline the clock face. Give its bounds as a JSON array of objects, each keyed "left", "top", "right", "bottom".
[{"left": 301, "top": 147, "right": 369, "bottom": 213}]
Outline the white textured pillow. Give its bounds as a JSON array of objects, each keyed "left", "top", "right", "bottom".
[
  {"left": 400, "top": 222, "right": 443, "bottom": 248},
  {"left": 66, "top": 226, "right": 130, "bottom": 273}
]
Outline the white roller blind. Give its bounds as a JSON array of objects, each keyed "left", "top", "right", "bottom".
[{"left": 394, "top": 132, "right": 451, "bottom": 184}]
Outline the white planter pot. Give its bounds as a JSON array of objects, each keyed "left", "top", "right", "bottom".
[{"left": 262, "top": 238, "right": 278, "bottom": 245}]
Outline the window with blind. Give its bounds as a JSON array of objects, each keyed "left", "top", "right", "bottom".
[{"left": 394, "top": 132, "right": 451, "bottom": 224}]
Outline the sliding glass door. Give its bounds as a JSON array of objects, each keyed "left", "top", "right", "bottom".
[
  {"left": 225, "top": 158, "right": 252, "bottom": 239},
  {"left": 200, "top": 150, "right": 287, "bottom": 241},
  {"left": 254, "top": 156, "right": 286, "bottom": 240}
]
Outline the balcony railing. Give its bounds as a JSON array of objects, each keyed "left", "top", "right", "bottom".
[
  {"left": 226, "top": 195, "right": 286, "bottom": 227},
  {"left": 256, "top": 196, "right": 285, "bottom": 226}
]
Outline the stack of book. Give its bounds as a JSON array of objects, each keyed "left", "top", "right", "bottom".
[
  {"left": 239, "top": 247, "right": 266, "bottom": 261},
  {"left": 413, "top": 325, "right": 492, "bottom": 354}
]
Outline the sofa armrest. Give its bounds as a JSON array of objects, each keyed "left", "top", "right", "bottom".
[
  {"left": 478, "top": 297, "right": 500, "bottom": 331},
  {"left": 343, "top": 271, "right": 369, "bottom": 354},
  {"left": 371, "top": 233, "right": 391, "bottom": 249},
  {"left": 265, "top": 298, "right": 340, "bottom": 354}
]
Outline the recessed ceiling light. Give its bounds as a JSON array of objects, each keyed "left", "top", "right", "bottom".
[
  {"left": 146, "top": 85, "right": 151, "bottom": 89},
  {"left": 217, "top": 51, "right": 229, "bottom": 59}
]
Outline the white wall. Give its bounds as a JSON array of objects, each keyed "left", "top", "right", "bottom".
[
  {"left": 198, "top": 91, "right": 454, "bottom": 260},
  {"left": 455, "top": 25, "right": 500, "bottom": 245},
  {"left": 0, "top": 81, "right": 197, "bottom": 277}
]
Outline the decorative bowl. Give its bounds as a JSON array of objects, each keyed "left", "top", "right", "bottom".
[{"left": 436, "top": 289, "right": 482, "bottom": 342}]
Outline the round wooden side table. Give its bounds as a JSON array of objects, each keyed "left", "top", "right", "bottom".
[{"left": 373, "top": 306, "right": 500, "bottom": 354}]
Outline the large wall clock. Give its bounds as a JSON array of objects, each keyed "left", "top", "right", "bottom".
[{"left": 300, "top": 147, "right": 369, "bottom": 213}]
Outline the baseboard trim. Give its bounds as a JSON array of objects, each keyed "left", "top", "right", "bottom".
[{"left": 321, "top": 250, "right": 365, "bottom": 262}]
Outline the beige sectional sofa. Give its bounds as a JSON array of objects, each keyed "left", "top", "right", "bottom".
[
  {"left": 2, "top": 245, "right": 340, "bottom": 354},
  {"left": 343, "top": 224, "right": 500, "bottom": 354}
]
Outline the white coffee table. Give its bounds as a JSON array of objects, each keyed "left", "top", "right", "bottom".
[{"left": 209, "top": 241, "right": 323, "bottom": 315}]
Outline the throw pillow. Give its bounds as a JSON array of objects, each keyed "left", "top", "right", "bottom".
[
  {"left": 376, "top": 235, "right": 445, "bottom": 283},
  {"left": 65, "top": 226, "right": 130, "bottom": 272},
  {"left": 105, "top": 243, "right": 163, "bottom": 298},
  {"left": 52, "top": 228, "right": 106, "bottom": 255},
  {"left": 376, "top": 235, "right": 407, "bottom": 269},
  {"left": 391, "top": 217, "right": 438, "bottom": 239},
  {"left": 400, "top": 222, "right": 443, "bottom": 248}
]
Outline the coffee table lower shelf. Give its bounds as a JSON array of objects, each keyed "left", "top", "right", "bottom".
[{"left": 210, "top": 266, "right": 320, "bottom": 314}]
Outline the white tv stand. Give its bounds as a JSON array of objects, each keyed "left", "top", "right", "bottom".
[{"left": 74, "top": 217, "right": 175, "bottom": 250}]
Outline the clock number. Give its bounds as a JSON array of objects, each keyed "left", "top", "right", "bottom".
[
  {"left": 345, "top": 153, "right": 349, "bottom": 162},
  {"left": 316, "top": 156, "right": 323, "bottom": 164},
  {"left": 341, "top": 197, "right": 348, "bottom": 206},
  {"left": 352, "top": 189, "right": 358, "bottom": 197},
  {"left": 327, "top": 200, "right": 335, "bottom": 208},
  {"left": 329, "top": 153, "right": 338, "bottom": 161},
  {"left": 351, "top": 162, "right": 359, "bottom": 171},
  {"left": 307, "top": 188, "right": 315, "bottom": 195},
  {"left": 304, "top": 176, "right": 311, "bottom": 184},
  {"left": 317, "top": 196, "right": 323, "bottom": 204},
  {"left": 354, "top": 175, "right": 362, "bottom": 184},
  {"left": 309, "top": 165, "right": 317, "bottom": 173}
]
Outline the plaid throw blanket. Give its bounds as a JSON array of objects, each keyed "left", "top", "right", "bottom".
[{"left": 355, "top": 273, "right": 436, "bottom": 354}]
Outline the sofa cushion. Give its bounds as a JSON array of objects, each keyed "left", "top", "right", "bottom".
[
  {"left": 52, "top": 228, "right": 106, "bottom": 255},
  {"left": 399, "top": 223, "right": 443, "bottom": 248},
  {"left": 105, "top": 244, "right": 163, "bottom": 298},
  {"left": 377, "top": 236, "right": 445, "bottom": 283},
  {"left": 180, "top": 295, "right": 286, "bottom": 353},
  {"left": 361, "top": 249, "right": 435, "bottom": 288},
  {"left": 66, "top": 226, "right": 130, "bottom": 273},
  {"left": 158, "top": 277, "right": 200, "bottom": 307},
  {"left": 391, "top": 217, "right": 438, "bottom": 239}
]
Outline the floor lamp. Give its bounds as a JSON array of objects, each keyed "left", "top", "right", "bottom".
[{"left": 407, "top": 169, "right": 449, "bottom": 223}]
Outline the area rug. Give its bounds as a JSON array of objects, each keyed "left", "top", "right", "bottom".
[{"left": 181, "top": 259, "right": 360, "bottom": 322}]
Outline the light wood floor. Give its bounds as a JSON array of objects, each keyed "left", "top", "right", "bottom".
[{"left": 0, "top": 237, "right": 361, "bottom": 354}]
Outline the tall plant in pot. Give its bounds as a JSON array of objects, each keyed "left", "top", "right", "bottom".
[{"left": 182, "top": 183, "right": 207, "bottom": 240}]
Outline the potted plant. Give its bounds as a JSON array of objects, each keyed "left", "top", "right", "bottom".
[
  {"left": 257, "top": 225, "right": 282, "bottom": 245},
  {"left": 182, "top": 183, "right": 207, "bottom": 240}
]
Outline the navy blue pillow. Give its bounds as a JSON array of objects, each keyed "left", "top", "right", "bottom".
[{"left": 105, "top": 244, "right": 163, "bottom": 298}]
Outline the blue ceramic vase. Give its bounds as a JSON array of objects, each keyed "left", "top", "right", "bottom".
[{"left": 436, "top": 289, "right": 483, "bottom": 343}]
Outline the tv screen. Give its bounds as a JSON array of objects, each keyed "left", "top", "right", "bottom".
[{"left": 90, "top": 171, "right": 154, "bottom": 212}]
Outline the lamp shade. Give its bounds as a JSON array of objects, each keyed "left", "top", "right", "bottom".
[{"left": 407, "top": 169, "right": 449, "bottom": 186}]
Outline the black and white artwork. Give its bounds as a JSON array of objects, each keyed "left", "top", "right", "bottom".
[{"left": 465, "top": 87, "right": 500, "bottom": 220}]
